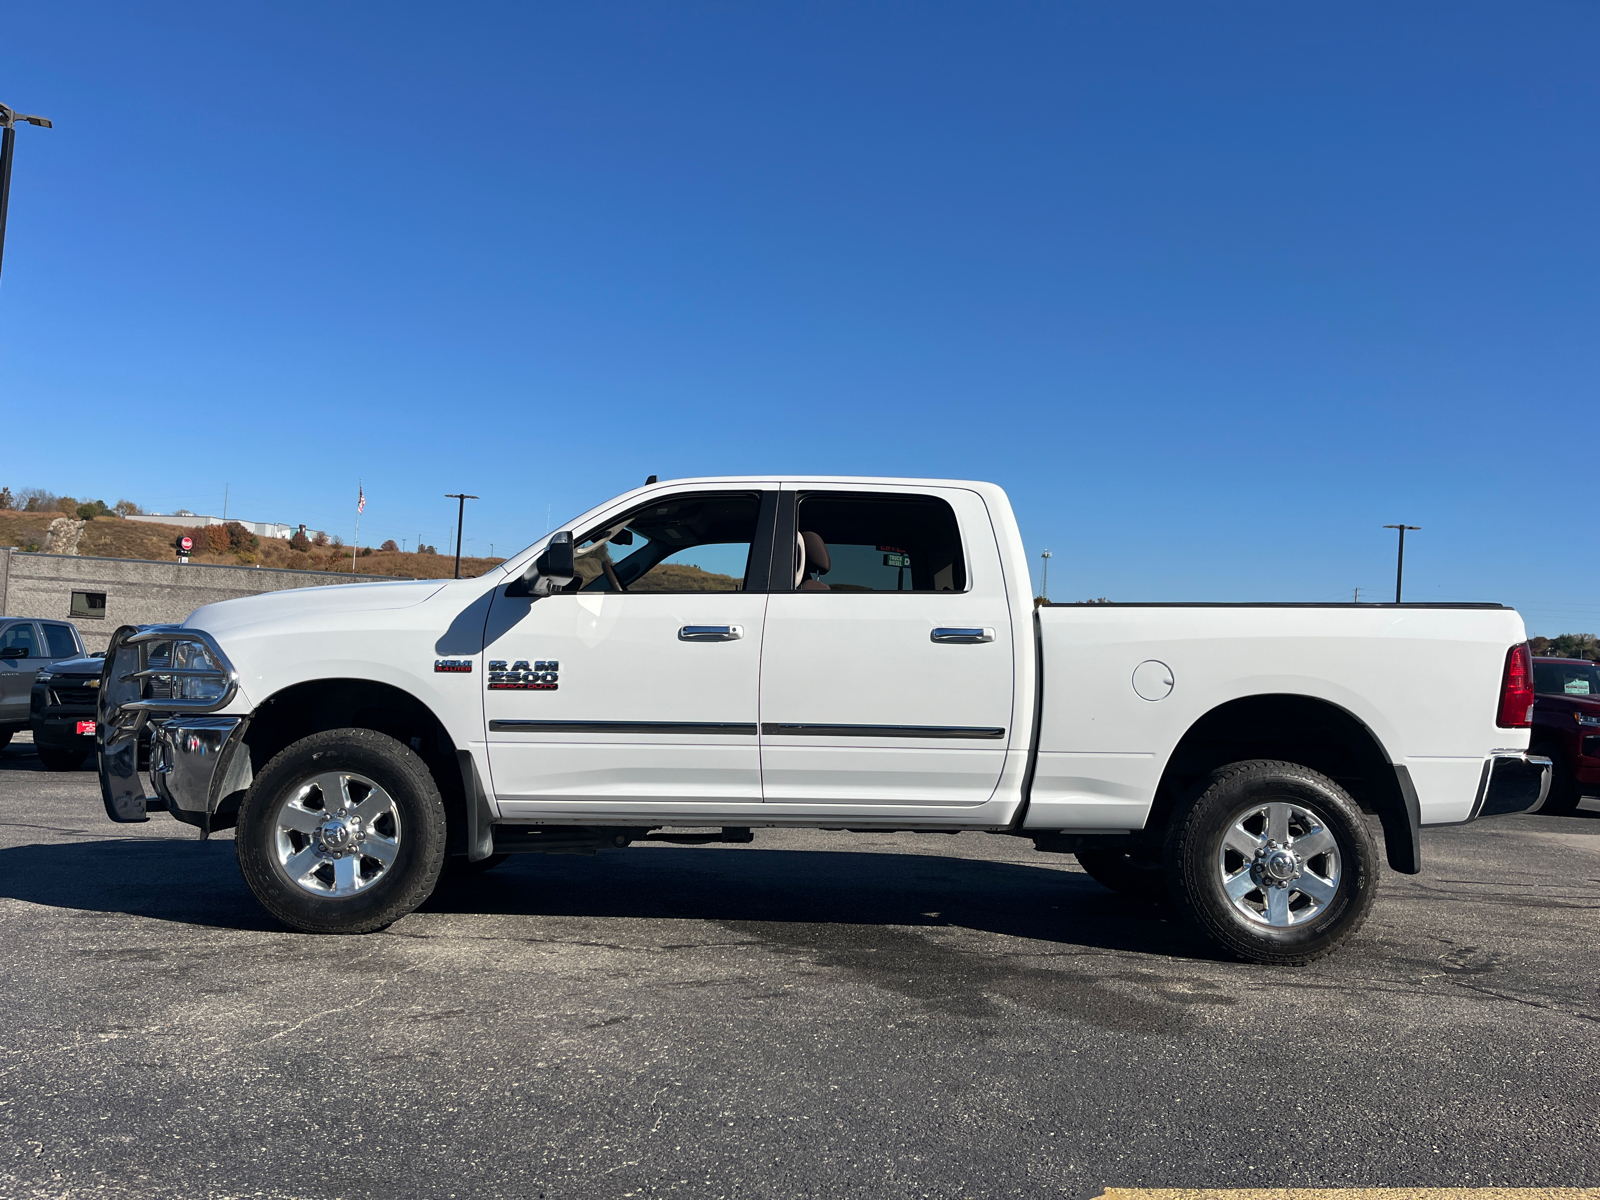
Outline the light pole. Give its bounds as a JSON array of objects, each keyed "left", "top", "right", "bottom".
[
  {"left": 0, "top": 102, "right": 54, "bottom": 288},
  {"left": 1039, "top": 550, "right": 1052, "bottom": 603},
  {"left": 1383, "top": 524, "right": 1420, "bottom": 603},
  {"left": 445, "top": 493, "right": 478, "bottom": 579}
]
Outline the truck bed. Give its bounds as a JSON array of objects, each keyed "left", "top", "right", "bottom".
[{"left": 1026, "top": 602, "right": 1528, "bottom": 832}]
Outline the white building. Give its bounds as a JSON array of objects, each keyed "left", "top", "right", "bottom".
[{"left": 125, "top": 513, "right": 328, "bottom": 542}]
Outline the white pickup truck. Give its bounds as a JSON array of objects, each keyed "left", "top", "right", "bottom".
[{"left": 97, "top": 476, "right": 1548, "bottom": 964}]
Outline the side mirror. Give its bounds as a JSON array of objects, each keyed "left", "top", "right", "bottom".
[
  {"left": 0, "top": 647, "right": 28, "bottom": 660},
  {"left": 507, "top": 531, "right": 576, "bottom": 598}
]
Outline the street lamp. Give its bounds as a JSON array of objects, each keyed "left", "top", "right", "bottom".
[
  {"left": 1039, "top": 550, "right": 1052, "bottom": 603},
  {"left": 1383, "top": 524, "right": 1420, "bottom": 603},
  {"left": 445, "top": 493, "right": 479, "bottom": 579},
  {"left": 0, "top": 102, "right": 54, "bottom": 288}
]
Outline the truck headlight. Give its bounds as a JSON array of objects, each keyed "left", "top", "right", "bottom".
[
  {"left": 168, "top": 639, "right": 231, "bottom": 702},
  {"left": 1576, "top": 713, "right": 1600, "bottom": 728},
  {"left": 36, "top": 671, "right": 53, "bottom": 683}
]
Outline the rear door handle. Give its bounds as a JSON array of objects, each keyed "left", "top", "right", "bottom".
[
  {"left": 931, "top": 627, "right": 995, "bottom": 644},
  {"left": 679, "top": 625, "right": 744, "bottom": 641}
]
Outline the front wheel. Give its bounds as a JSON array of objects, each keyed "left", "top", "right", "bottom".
[
  {"left": 235, "top": 728, "right": 448, "bottom": 934},
  {"left": 1166, "top": 759, "right": 1378, "bottom": 965}
]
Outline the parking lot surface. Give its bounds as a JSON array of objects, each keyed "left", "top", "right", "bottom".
[{"left": 2, "top": 733, "right": 1597, "bottom": 1199}]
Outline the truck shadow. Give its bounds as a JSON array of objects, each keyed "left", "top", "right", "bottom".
[
  {"left": 0, "top": 836, "right": 1202, "bottom": 958},
  {"left": 426, "top": 844, "right": 1204, "bottom": 958}
]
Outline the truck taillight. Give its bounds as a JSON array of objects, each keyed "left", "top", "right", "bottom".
[{"left": 1497, "top": 642, "right": 1534, "bottom": 728}]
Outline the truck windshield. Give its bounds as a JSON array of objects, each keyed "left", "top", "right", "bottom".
[{"left": 1533, "top": 661, "right": 1600, "bottom": 697}]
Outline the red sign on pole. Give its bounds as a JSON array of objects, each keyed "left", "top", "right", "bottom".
[{"left": 179, "top": 536, "right": 193, "bottom": 553}]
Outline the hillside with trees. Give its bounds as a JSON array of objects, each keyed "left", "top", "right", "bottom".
[{"left": 0, "top": 488, "right": 505, "bottom": 580}]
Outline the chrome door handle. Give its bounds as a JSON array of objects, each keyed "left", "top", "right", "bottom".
[
  {"left": 679, "top": 625, "right": 744, "bottom": 641},
  {"left": 931, "top": 627, "right": 995, "bottom": 644}
]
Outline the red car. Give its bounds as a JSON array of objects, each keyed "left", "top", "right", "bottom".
[{"left": 1531, "top": 656, "right": 1600, "bottom": 813}]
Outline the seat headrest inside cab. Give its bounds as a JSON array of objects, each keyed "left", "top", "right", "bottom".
[{"left": 800, "top": 531, "right": 830, "bottom": 575}]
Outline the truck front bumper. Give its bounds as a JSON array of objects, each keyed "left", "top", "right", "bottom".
[
  {"left": 1471, "top": 750, "right": 1552, "bottom": 819},
  {"left": 98, "top": 625, "right": 245, "bottom": 826}
]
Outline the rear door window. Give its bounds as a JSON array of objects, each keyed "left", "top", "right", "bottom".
[
  {"left": 43, "top": 624, "right": 81, "bottom": 657},
  {"left": 792, "top": 493, "right": 967, "bottom": 593}
]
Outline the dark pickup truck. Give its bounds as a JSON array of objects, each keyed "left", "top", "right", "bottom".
[
  {"left": 29, "top": 654, "right": 105, "bottom": 770},
  {"left": 1531, "top": 656, "right": 1600, "bottom": 813}
]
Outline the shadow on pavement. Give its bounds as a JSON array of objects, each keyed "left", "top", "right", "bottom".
[{"left": 0, "top": 836, "right": 1202, "bottom": 958}]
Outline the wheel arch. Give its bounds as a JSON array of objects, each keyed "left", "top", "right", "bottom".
[
  {"left": 1148, "top": 692, "right": 1419, "bottom": 874},
  {"left": 238, "top": 677, "right": 471, "bottom": 853}
]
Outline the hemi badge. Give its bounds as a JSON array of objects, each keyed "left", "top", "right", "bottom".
[{"left": 434, "top": 659, "right": 473, "bottom": 673}]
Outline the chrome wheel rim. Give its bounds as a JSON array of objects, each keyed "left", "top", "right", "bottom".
[
  {"left": 1217, "top": 800, "right": 1341, "bottom": 928},
  {"left": 272, "top": 771, "right": 401, "bottom": 898}
]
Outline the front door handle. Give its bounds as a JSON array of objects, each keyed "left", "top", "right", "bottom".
[
  {"left": 679, "top": 625, "right": 744, "bottom": 642},
  {"left": 931, "top": 627, "right": 995, "bottom": 644}
]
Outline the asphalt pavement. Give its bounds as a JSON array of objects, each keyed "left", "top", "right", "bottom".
[{"left": 2, "top": 731, "right": 1597, "bottom": 1199}]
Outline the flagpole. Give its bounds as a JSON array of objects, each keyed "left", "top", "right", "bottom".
[{"left": 351, "top": 480, "right": 362, "bottom": 573}]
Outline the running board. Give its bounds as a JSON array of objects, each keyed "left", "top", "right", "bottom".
[{"left": 488, "top": 825, "right": 755, "bottom": 854}]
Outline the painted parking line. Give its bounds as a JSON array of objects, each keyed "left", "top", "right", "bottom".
[{"left": 1097, "top": 1192, "right": 1600, "bottom": 1200}]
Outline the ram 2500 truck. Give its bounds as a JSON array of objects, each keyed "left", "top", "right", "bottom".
[{"left": 96, "top": 477, "right": 1549, "bottom": 964}]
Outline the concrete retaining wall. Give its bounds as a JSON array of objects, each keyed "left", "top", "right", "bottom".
[{"left": 0, "top": 548, "right": 400, "bottom": 651}]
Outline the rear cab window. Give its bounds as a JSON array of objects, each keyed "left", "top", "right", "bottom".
[{"left": 1533, "top": 661, "right": 1600, "bottom": 696}]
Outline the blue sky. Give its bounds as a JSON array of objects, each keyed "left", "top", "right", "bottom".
[{"left": 2, "top": 3, "right": 1594, "bottom": 632}]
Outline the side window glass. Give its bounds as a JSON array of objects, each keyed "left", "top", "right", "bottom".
[
  {"left": 1, "top": 624, "right": 40, "bottom": 657},
  {"left": 575, "top": 493, "right": 762, "bottom": 593},
  {"left": 794, "top": 494, "right": 967, "bottom": 593},
  {"left": 43, "top": 624, "right": 80, "bottom": 657}
]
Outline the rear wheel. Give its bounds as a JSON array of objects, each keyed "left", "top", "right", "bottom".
[
  {"left": 1166, "top": 759, "right": 1378, "bottom": 965},
  {"left": 38, "top": 746, "right": 88, "bottom": 771},
  {"left": 0, "top": 729, "right": 12, "bottom": 751},
  {"left": 235, "top": 728, "right": 447, "bottom": 934}
]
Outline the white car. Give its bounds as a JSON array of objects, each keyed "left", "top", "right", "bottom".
[{"left": 97, "top": 476, "right": 1548, "bottom": 964}]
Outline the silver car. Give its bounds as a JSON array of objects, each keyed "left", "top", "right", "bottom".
[{"left": 0, "top": 618, "right": 87, "bottom": 750}]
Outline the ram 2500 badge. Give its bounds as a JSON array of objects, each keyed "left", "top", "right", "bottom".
[{"left": 97, "top": 477, "right": 1549, "bottom": 964}]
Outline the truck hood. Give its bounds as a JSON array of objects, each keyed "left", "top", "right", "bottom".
[{"left": 184, "top": 577, "right": 457, "bottom": 638}]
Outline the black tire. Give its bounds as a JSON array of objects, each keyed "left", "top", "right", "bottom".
[
  {"left": 37, "top": 747, "right": 88, "bottom": 771},
  {"left": 1165, "top": 759, "right": 1379, "bottom": 966},
  {"left": 0, "top": 729, "right": 12, "bottom": 751},
  {"left": 1074, "top": 848, "right": 1166, "bottom": 899},
  {"left": 1539, "top": 749, "right": 1582, "bottom": 815},
  {"left": 441, "top": 852, "right": 510, "bottom": 879},
  {"left": 235, "top": 728, "right": 447, "bottom": 934}
]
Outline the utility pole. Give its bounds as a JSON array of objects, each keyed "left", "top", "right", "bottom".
[
  {"left": 1383, "top": 524, "right": 1421, "bottom": 603},
  {"left": 0, "top": 102, "right": 54, "bottom": 289},
  {"left": 445, "top": 493, "right": 478, "bottom": 579},
  {"left": 1353, "top": 587, "right": 1361, "bottom": 604},
  {"left": 1039, "top": 550, "right": 1052, "bottom": 603}
]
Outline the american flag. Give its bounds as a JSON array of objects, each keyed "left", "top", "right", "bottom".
[{"left": 357, "top": 483, "right": 365, "bottom": 515}]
